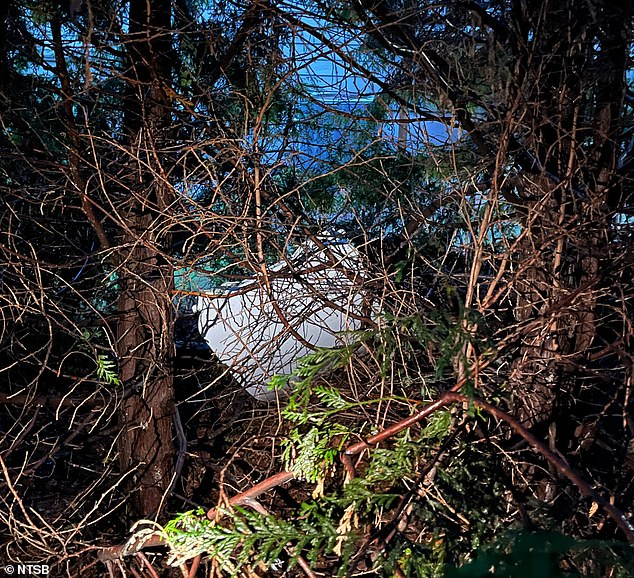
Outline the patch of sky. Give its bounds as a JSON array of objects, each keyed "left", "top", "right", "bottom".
[
  {"left": 272, "top": 3, "right": 461, "bottom": 158},
  {"left": 282, "top": 6, "right": 378, "bottom": 108}
]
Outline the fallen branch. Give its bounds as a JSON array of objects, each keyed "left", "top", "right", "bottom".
[
  {"left": 206, "top": 471, "right": 296, "bottom": 520},
  {"left": 97, "top": 382, "right": 634, "bottom": 568},
  {"left": 342, "top": 377, "right": 468, "bottom": 478}
]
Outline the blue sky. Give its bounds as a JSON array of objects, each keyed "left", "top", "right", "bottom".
[{"left": 285, "top": 10, "right": 459, "bottom": 153}]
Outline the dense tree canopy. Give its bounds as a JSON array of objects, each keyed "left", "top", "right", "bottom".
[{"left": 0, "top": 0, "right": 633, "bottom": 576}]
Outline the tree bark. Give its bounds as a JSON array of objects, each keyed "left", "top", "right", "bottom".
[
  {"left": 116, "top": 0, "right": 175, "bottom": 518},
  {"left": 508, "top": 0, "right": 632, "bottom": 427},
  {"left": 117, "top": 219, "right": 175, "bottom": 516}
]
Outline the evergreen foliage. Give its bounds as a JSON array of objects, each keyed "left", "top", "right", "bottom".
[{"left": 0, "top": 0, "right": 632, "bottom": 575}]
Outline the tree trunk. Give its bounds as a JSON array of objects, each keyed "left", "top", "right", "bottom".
[
  {"left": 117, "top": 216, "right": 175, "bottom": 516},
  {"left": 116, "top": 0, "right": 175, "bottom": 518},
  {"left": 509, "top": 0, "right": 631, "bottom": 428},
  {"left": 509, "top": 176, "right": 584, "bottom": 427}
]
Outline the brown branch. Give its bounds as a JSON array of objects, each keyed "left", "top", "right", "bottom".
[
  {"left": 50, "top": 15, "right": 110, "bottom": 251},
  {"left": 342, "top": 375, "right": 470, "bottom": 478},
  {"left": 98, "top": 534, "right": 167, "bottom": 563},
  {"left": 443, "top": 393, "right": 634, "bottom": 544},
  {"left": 136, "top": 552, "right": 160, "bottom": 578},
  {"left": 206, "top": 470, "right": 295, "bottom": 520},
  {"left": 96, "top": 378, "right": 634, "bottom": 565},
  {"left": 98, "top": 472, "right": 297, "bottom": 563},
  {"left": 3, "top": 405, "right": 40, "bottom": 460},
  {"left": 186, "top": 554, "right": 201, "bottom": 578}
]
